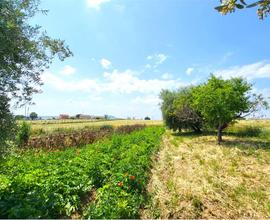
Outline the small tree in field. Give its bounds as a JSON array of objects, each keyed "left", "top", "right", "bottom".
[
  {"left": 160, "top": 87, "right": 203, "bottom": 132},
  {"left": 173, "top": 87, "right": 203, "bottom": 133},
  {"left": 191, "top": 75, "right": 268, "bottom": 144},
  {"left": 29, "top": 112, "right": 38, "bottom": 120}
]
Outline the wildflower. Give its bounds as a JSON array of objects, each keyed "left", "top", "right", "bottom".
[
  {"left": 130, "top": 175, "right": 136, "bottom": 180},
  {"left": 117, "top": 181, "right": 123, "bottom": 187}
]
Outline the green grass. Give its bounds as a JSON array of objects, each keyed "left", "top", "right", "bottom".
[
  {"left": 142, "top": 120, "right": 270, "bottom": 219},
  {"left": 0, "top": 126, "right": 164, "bottom": 219}
]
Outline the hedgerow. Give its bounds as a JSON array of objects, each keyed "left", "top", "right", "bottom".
[
  {"left": 25, "top": 124, "right": 146, "bottom": 149},
  {"left": 0, "top": 126, "right": 164, "bottom": 218}
]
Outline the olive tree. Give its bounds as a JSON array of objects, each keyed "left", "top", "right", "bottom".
[
  {"left": 160, "top": 87, "right": 203, "bottom": 132},
  {"left": 0, "top": 0, "right": 72, "bottom": 147},
  {"left": 0, "top": 94, "right": 16, "bottom": 150}
]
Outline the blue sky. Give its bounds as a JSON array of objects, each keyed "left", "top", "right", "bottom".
[{"left": 14, "top": 0, "right": 270, "bottom": 119}]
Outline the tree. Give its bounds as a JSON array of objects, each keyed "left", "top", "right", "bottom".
[
  {"left": 160, "top": 87, "right": 203, "bottom": 132},
  {"left": 191, "top": 75, "right": 268, "bottom": 144},
  {"left": 144, "top": 116, "right": 151, "bottom": 120},
  {"left": 15, "top": 115, "right": 25, "bottom": 120},
  {"left": 29, "top": 112, "right": 38, "bottom": 120},
  {"left": 215, "top": 0, "right": 270, "bottom": 19},
  {"left": 0, "top": 0, "right": 72, "bottom": 147},
  {"left": 0, "top": 94, "right": 16, "bottom": 150},
  {"left": 160, "top": 89, "right": 179, "bottom": 131},
  {"left": 0, "top": 0, "right": 72, "bottom": 104}
]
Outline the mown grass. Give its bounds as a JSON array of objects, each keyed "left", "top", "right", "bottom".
[
  {"left": 0, "top": 126, "right": 164, "bottom": 219},
  {"left": 28, "top": 119, "right": 163, "bottom": 136},
  {"left": 142, "top": 120, "right": 270, "bottom": 218}
]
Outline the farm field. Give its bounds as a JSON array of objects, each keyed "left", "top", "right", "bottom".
[
  {"left": 29, "top": 119, "right": 163, "bottom": 136},
  {"left": 1, "top": 119, "right": 270, "bottom": 219},
  {"left": 142, "top": 120, "right": 270, "bottom": 218},
  {"left": 3, "top": 0, "right": 270, "bottom": 219},
  {"left": 0, "top": 126, "right": 164, "bottom": 218}
]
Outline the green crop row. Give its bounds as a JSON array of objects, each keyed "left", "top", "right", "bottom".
[{"left": 0, "top": 126, "right": 164, "bottom": 219}]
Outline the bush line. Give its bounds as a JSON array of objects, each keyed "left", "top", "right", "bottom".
[{"left": 24, "top": 124, "right": 146, "bottom": 149}]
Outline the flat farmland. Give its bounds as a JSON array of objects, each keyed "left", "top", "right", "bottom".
[{"left": 29, "top": 119, "right": 163, "bottom": 135}]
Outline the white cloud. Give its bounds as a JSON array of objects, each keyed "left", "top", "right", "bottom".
[
  {"left": 60, "top": 65, "right": 76, "bottom": 76},
  {"left": 42, "top": 71, "right": 99, "bottom": 92},
  {"left": 146, "top": 53, "right": 168, "bottom": 68},
  {"left": 86, "top": 0, "right": 111, "bottom": 10},
  {"left": 103, "top": 69, "right": 182, "bottom": 94},
  {"left": 186, "top": 67, "right": 194, "bottom": 75},
  {"left": 100, "top": 58, "right": 112, "bottom": 69},
  {"left": 156, "top": 54, "right": 167, "bottom": 64},
  {"left": 215, "top": 61, "right": 270, "bottom": 79},
  {"left": 161, "top": 73, "right": 173, "bottom": 80},
  {"left": 42, "top": 69, "right": 185, "bottom": 95}
]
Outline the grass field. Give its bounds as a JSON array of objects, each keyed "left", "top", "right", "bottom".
[
  {"left": 2, "top": 119, "right": 270, "bottom": 218},
  {"left": 29, "top": 119, "right": 163, "bottom": 136},
  {"left": 142, "top": 120, "right": 270, "bottom": 218}
]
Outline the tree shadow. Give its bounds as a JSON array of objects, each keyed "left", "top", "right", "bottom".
[
  {"left": 221, "top": 138, "right": 270, "bottom": 151},
  {"left": 171, "top": 130, "right": 270, "bottom": 151},
  {"left": 171, "top": 130, "right": 216, "bottom": 138}
]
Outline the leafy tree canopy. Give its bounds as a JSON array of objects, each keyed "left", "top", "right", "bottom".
[
  {"left": 29, "top": 112, "right": 38, "bottom": 120},
  {"left": 215, "top": 0, "right": 270, "bottom": 19},
  {"left": 0, "top": 0, "right": 72, "bottom": 105},
  {"left": 0, "top": 94, "right": 17, "bottom": 149},
  {"left": 160, "top": 87, "right": 203, "bottom": 132},
  {"left": 191, "top": 74, "right": 268, "bottom": 143}
]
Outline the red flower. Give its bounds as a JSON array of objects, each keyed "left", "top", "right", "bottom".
[
  {"left": 130, "top": 175, "right": 136, "bottom": 180},
  {"left": 117, "top": 181, "right": 124, "bottom": 187}
]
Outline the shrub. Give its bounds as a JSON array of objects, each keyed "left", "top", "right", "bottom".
[
  {"left": 16, "top": 121, "right": 31, "bottom": 146},
  {"left": 100, "top": 125, "right": 114, "bottom": 132},
  {"left": 116, "top": 124, "right": 146, "bottom": 134},
  {"left": 26, "top": 124, "right": 146, "bottom": 149}
]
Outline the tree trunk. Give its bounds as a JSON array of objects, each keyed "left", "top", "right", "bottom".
[{"left": 217, "top": 125, "right": 222, "bottom": 144}]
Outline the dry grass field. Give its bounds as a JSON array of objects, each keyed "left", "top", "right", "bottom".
[
  {"left": 142, "top": 119, "right": 270, "bottom": 219},
  {"left": 28, "top": 119, "right": 163, "bottom": 136}
]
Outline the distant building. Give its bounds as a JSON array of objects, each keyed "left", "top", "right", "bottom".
[
  {"left": 92, "top": 115, "right": 105, "bottom": 120},
  {"left": 77, "top": 114, "right": 92, "bottom": 119},
  {"left": 59, "top": 114, "right": 69, "bottom": 119},
  {"left": 75, "top": 114, "right": 105, "bottom": 120}
]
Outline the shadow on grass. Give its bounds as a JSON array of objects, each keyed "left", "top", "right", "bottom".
[
  {"left": 221, "top": 139, "right": 270, "bottom": 151},
  {"left": 171, "top": 130, "right": 216, "bottom": 138},
  {"left": 171, "top": 130, "right": 270, "bottom": 150}
]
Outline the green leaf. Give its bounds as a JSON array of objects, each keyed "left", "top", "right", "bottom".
[
  {"left": 247, "top": 1, "right": 262, "bottom": 8},
  {"left": 239, "top": 0, "right": 247, "bottom": 5},
  {"left": 236, "top": 4, "right": 245, "bottom": 9},
  {"left": 215, "top": 5, "right": 227, "bottom": 11}
]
